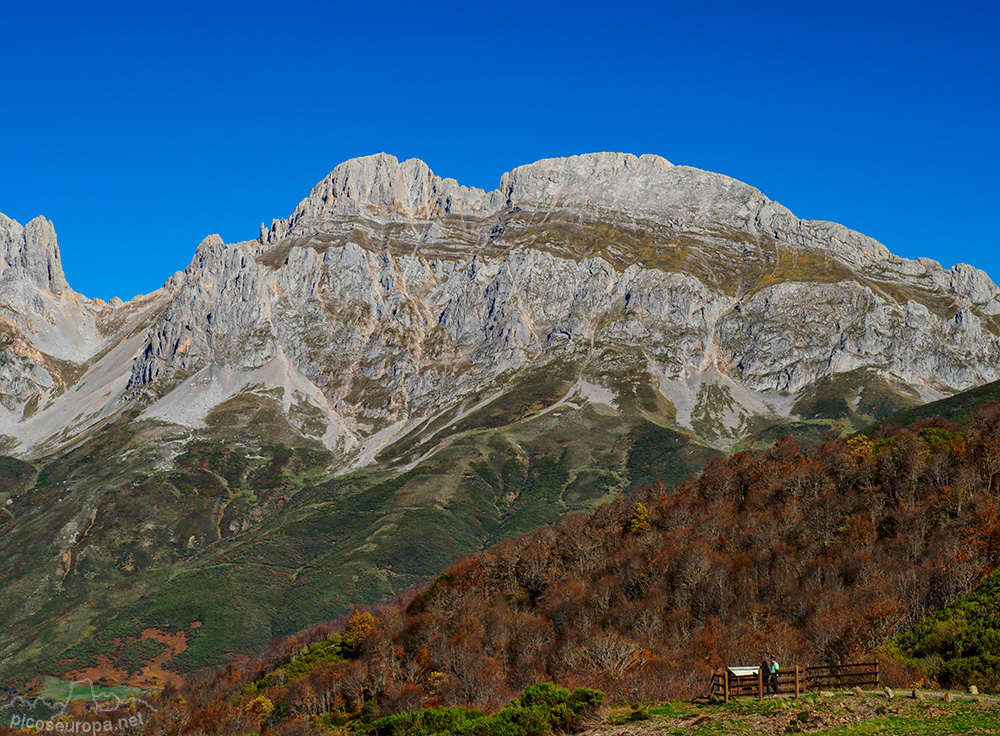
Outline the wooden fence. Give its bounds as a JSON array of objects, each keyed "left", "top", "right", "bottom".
[{"left": 710, "top": 662, "right": 879, "bottom": 703}]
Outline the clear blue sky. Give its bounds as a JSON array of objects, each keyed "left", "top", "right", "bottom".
[{"left": 2, "top": 0, "right": 997, "bottom": 300}]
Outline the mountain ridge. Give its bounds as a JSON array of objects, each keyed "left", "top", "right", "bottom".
[
  {"left": 8, "top": 152, "right": 996, "bottom": 303},
  {"left": 3, "top": 152, "right": 1000, "bottom": 461}
]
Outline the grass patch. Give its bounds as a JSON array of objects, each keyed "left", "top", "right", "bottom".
[
  {"left": 626, "top": 697, "right": 1000, "bottom": 735},
  {"left": 793, "top": 369, "right": 922, "bottom": 427}
]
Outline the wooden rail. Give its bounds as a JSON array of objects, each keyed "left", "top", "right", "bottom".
[{"left": 710, "top": 662, "right": 879, "bottom": 703}]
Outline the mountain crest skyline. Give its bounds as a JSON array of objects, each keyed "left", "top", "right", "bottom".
[{"left": 4, "top": 152, "right": 999, "bottom": 306}]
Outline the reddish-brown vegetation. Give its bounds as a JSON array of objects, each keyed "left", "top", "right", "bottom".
[
  {"left": 61, "top": 628, "right": 190, "bottom": 690},
  {"left": 11, "top": 406, "right": 1000, "bottom": 736}
]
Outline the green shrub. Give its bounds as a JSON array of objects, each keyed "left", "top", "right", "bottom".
[
  {"left": 892, "top": 566, "right": 1000, "bottom": 693},
  {"left": 371, "top": 706, "right": 483, "bottom": 736},
  {"left": 370, "top": 683, "right": 603, "bottom": 736},
  {"left": 256, "top": 635, "right": 344, "bottom": 690},
  {"left": 626, "top": 707, "right": 649, "bottom": 722}
]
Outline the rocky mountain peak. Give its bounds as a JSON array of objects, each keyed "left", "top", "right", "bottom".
[
  {"left": 0, "top": 213, "right": 69, "bottom": 295},
  {"left": 287, "top": 153, "right": 503, "bottom": 229},
  {"left": 270, "top": 152, "right": 896, "bottom": 269},
  {"left": 194, "top": 233, "right": 226, "bottom": 255}
]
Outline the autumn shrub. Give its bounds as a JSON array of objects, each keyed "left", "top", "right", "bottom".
[
  {"left": 379, "top": 682, "right": 428, "bottom": 716},
  {"left": 246, "top": 694, "right": 275, "bottom": 725},
  {"left": 627, "top": 502, "right": 650, "bottom": 534},
  {"left": 875, "top": 649, "right": 925, "bottom": 689}
]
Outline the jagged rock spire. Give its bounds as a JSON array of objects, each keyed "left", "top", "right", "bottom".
[{"left": 0, "top": 213, "right": 69, "bottom": 294}]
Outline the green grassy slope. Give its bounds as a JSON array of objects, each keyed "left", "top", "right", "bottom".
[
  {"left": 743, "top": 368, "right": 925, "bottom": 448},
  {"left": 871, "top": 378, "right": 1000, "bottom": 431},
  {"left": 0, "top": 355, "right": 721, "bottom": 686}
]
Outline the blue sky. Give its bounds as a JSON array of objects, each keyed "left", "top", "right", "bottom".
[{"left": 1, "top": 0, "right": 997, "bottom": 300}]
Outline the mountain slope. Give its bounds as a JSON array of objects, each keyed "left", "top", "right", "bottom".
[
  {"left": 0, "top": 383, "right": 716, "bottom": 686},
  {"left": 871, "top": 377, "right": 1000, "bottom": 432},
  {"left": 3, "top": 152, "right": 1000, "bottom": 686}
]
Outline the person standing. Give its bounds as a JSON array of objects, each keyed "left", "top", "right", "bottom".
[{"left": 770, "top": 656, "right": 780, "bottom": 695}]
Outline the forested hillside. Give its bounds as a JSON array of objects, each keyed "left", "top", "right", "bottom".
[{"left": 51, "top": 403, "right": 1000, "bottom": 736}]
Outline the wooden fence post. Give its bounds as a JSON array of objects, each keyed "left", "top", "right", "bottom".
[
  {"left": 795, "top": 666, "right": 800, "bottom": 698},
  {"left": 758, "top": 669, "right": 763, "bottom": 702},
  {"left": 725, "top": 671, "right": 730, "bottom": 704}
]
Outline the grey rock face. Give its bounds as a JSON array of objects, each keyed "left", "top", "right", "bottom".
[
  {"left": 0, "top": 213, "right": 68, "bottom": 294},
  {"left": 126, "top": 234, "right": 277, "bottom": 393},
  {"left": 3, "top": 152, "right": 1000, "bottom": 458},
  {"left": 0, "top": 214, "right": 78, "bottom": 425},
  {"left": 0, "top": 212, "right": 172, "bottom": 453}
]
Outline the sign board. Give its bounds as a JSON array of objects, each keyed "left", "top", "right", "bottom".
[{"left": 728, "top": 666, "right": 761, "bottom": 677}]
